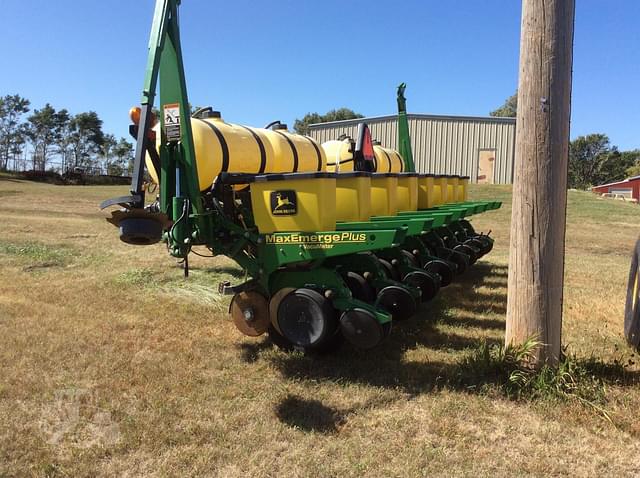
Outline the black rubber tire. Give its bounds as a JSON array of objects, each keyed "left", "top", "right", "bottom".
[
  {"left": 447, "top": 250, "right": 470, "bottom": 275},
  {"left": 403, "top": 270, "right": 441, "bottom": 302},
  {"left": 478, "top": 237, "right": 494, "bottom": 255},
  {"left": 423, "top": 259, "right": 455, "bottom": 287},
  {"left": 465, "top": 237, "right": 489, "bottom": 256},
  {"left": 119, "top": 217, "right": 163, "bottom": 245},
  {"left": 344, "top": 271, "right": 376, "bottom": 303},
  {"left": 340, "top": 308, "right": 385, "bottom": 350},
  {"left": 377, "top": 258, "right": 401, "bottom": 281},
  {"left": 277, "top": 288, "right": 337, "bottom": 348},
  {"left": 454, "top": 244, "right": 478, "bottom": 265},
  {"left": 376, "top": 285, "right": 416, "bottom": 321}
]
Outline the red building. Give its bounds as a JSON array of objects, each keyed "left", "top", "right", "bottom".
[{"left": 592, "top": 175, "right": 640, "bottom": 203}]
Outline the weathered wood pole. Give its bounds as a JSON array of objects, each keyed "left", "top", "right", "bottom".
[{"left": 506, "top": 0, "right": 575, "bottom": 367}]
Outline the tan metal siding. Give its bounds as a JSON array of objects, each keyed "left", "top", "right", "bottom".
[{"left": 308, "top": 114, "right": 516, "bottom": 184}]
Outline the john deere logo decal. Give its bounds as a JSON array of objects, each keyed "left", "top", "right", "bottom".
[{"left": 271, "top": 190, "right": 297, "bottom": 215}]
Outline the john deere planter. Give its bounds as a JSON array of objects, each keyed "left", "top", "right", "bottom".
[{"left": 101, "top": 0, "right": 500, "bottom": 352}]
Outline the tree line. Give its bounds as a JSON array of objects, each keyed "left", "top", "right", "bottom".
[
  {"left": 492, "top": 92, "right": 640, "bottom": 189},
  {"left": 0, "top": 94, "right": 134, "bottom": 176}
]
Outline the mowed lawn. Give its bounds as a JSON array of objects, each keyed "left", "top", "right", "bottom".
[{"left": 1, "top": 175, "right": 640, "bottom": 477}]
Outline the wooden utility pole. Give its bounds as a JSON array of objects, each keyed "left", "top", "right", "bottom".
[{"left": 506, "top": 0, "right": 575, "bottom": 367}]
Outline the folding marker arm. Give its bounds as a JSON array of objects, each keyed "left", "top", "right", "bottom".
[
  {"left": 397, "top": 83, "right": 416, "bottom": 173},
  {"left": 101, "top": 0, "right": 204, "bottom": 254}
]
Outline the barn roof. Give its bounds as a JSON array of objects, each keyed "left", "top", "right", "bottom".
[{"left": 592, "top": 175, "right": 640, "bottom": 189}]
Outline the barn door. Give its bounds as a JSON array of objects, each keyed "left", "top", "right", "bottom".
[{"left": 477, "top": 149, "right": 496, "bottom": 184}]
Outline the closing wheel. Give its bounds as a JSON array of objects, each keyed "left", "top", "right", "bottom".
[
  {"left": 474, "top": 236, "right": 494, "bottom": 255},
  {"left": 340, "top": 309, "right": 385, "bottom": 349},
  {"left": 400, "top": 250, "right": 419, "bottom": 268},
  {"left": 454, "top": 243, "right": 478, "bottom": 265},
  {"left": 277, "top": 288, "right": 337, "bottom": 348},
  {"left": 403, "top": 270, "right": 441, "bottom": 302},
  {"left": 424, "top": 259, "right": 455, "bottom": 287},
  {"left": 230, "top": 291, "right": 270, "bottom": 336},
  {"left": 465, "top": 237, "right": 490, "bottom": 256},
  {"left": 377, "top": 258, "right": 401, "bottom": 281},
  {"left": 376, "top": 285, "right": 416, "bottom": 321},
  {"left": 344, "top": 271, "right": 376, "bottom": 303},
  {"left": 447, "top": 250, "right": 470, "bottom": 275}
]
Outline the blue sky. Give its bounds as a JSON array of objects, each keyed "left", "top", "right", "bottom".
[{"left": 1, "top": 0, "right": 638, "bottom": 150}]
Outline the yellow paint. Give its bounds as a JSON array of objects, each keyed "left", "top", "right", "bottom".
[
  {"left": 250, "top": 175, "right": 336, "bottom": 233},
  {"left": 447, "top": 176, "right": 460, "bottom": 203},
  {"left": 459, "top": 177, "right": 469, "bottom": 202},
  {"left": 373, "top": 145, "right": 403, "bottom": 173},
  {"left": 146, "top": 116, "right": 325, "bottom": 191},
  {"left": 370, "top": 174, "right": 398, "bottom": 216},
  {"left": 335, "top": 174, "right": 371, "bottom": 221},
  {"left": 397, "top": 174, "right": 419, "bottom": 212},
  {"left": 322, "top": 140, "right": 354, "bottom": 173},
  {"left": 417, "top": 175, "right": 438, "bottom": 209}
]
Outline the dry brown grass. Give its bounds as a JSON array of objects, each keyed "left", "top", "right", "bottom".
[{"left": 1, "top": 176, "right": 640, "bottom": 477}]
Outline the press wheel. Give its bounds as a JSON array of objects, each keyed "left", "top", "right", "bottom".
[
  {"left": 403, "top": 270, "right": 440, "bottom": 302},
  {"left": 446, "top": 249, "right": 470, "bottom": 275},
  {"left": 376, "top": 285, "right": 416, "bottom": 321},
  {"left": 424, "top": 259, "right": 455, "bottom": 287},
  {"left": 340, "top": 308, "right": 385, "bottom": 350}
]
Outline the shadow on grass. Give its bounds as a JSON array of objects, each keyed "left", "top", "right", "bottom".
[
  {"left": 266, "top": 262, "right": 510, "bottom": 397},
  {"left": 275, "top": 395, "right": 345, "bottom": 434},
  {"left": 261, "top": 261, "right": 640, "bottom": 431},
  {"left": 435, "top": 315, "right": 506, "bottom": 331},
  {"left": 0, "top": 176, "right": 23, "bottom": 183},
  {"left": 238, "top": 341, "right": 273, "bottom": 363}
]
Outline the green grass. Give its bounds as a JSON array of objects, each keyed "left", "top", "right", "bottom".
[
  {"left": 0, "top": 240, "right": 74, "bottom": 268},
  {"left": 455, "top": 339, "right": 630, "bottom": 413},
  {"left": 112, "top": 264, "right": 244, "bottom": 310}
]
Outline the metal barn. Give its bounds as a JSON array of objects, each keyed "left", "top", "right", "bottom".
[{"left": 308, "top": 113, "right": 516, "bottom": 184}]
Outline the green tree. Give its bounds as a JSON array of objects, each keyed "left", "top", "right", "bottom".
[
  {"left": 568, "top": 134, "right": 614, "bottom": 189},
  {"left": 99, "top": 134, "right": 117, "bottom": 174},
  {"left": 624, "top": 150, "right": 640, "bottom": 177},
  {"left": 293, "top": 108, "right": 363, "bottom": 135},
  {"left": 598, "top": 149, "right": 639, "bottom": 183},
  {"left": 490, "top": 91, "right": 518, "bottom": 117},
  {"left": 113, "top": 137, "right": 134, "bottom": 175},
  {"left": 54, "top": 109, "right": 74, "bottom": 172},
  {"left": 70, "top": 111, "right": 105, "bottom": 169},
  {"left": 8, "top": 131, "right": 27, "bottom": 171},
  {"left": 0, "top": 94, "right": 30, "bottom": 170},
  {"left": 26, "top": 104, "right": 68, "bottom": 171}
]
